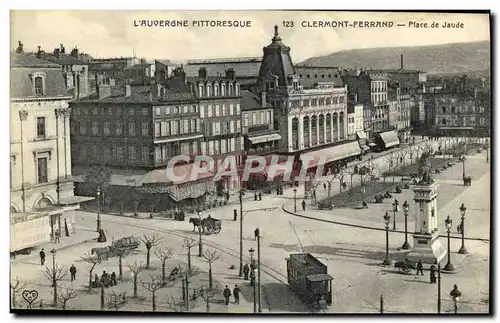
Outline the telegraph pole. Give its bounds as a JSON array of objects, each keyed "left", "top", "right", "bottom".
[
  {"left": 257, "top": 229, "right": 262, "bottom": 313},
  {"left": 239, "top": 189, "right": 243, "bottom": 277}
]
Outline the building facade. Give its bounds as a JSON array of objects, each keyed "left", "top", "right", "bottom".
[
  {"left": 10, "top": 53, "right": 89, "bottom": 252},
  {"left": 368, "top": 72, "right": 390, "bottom": 133},
  {"left": 347, "top": 103, "right": 364, "bottom": 139}
]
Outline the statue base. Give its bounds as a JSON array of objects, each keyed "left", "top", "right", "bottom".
[{"left": 406, "top": 231, "right": 447, "bottom": 265}]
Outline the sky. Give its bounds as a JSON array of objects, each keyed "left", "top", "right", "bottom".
[{"left": 10, "top": 11, "right": 490, "bottom": 62}]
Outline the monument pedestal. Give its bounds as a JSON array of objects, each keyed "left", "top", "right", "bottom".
[{"left": 406, "top": 230, "right": 447, "bottom": 265}]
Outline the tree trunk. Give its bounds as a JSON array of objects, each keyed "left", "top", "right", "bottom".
[
  {"left": 101, "top": 285, "right": 105, "bottom": 309},
  {"left": 146, "top": 248, "right": 151, "bottom": 269},
  {"left": 187, "top": 249, "right": 191, "bottom": 271},
  {"left": 12, "top": 291, "right": 16, "bottom": 308},
  {"left": 119, "top": 257, "right": 123, "bottom": 280},
  {"left": 133, "top": 275, "right": 138, "bottom": 298},
  {"left": 62, "top": 301, "right": 67, "bottom": 310},
  {"left": 89, "top": 270, "right": 93, "bottom": 292},
  {"left": 209, "top": 264, "right": 213, "bottom": 289},
  {"left": 53, "top": 282, "right": 58, "bottom": 306},
  {"left": 152, "top": 291, "right": 156, "bottom": 311},
  {"left": 162, "top": 262, "right": 166, "bottom": 285}
]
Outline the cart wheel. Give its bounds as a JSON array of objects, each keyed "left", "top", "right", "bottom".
[
  {"left": 214, "top": 226, "right": 221, "bottom": 234},
  {"left": 403, "top": 267, "right": 411, "bottom": 274}
]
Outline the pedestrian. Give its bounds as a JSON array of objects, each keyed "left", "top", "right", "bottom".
[
  {"left": 254, "top": 227, "right": 260, "bottom": 240},
  {"left": 70, "top": 264, "right": 77, "bottom": 281},
  {"left": 429, "top": 265, "right": 436, "bottom": 284},
  {"left": 110, "top": 272, "right": 117, "bottom": 286},
  {"left": 323, "top": 183, "right": 327, "bottom": 191},
  {"left": 223, "top": 285, "right": 231, "bottom": 305},
  {"left": 39, "top": 248, "right": 46, "bottom": 265},
  {"left": 254, "top": 192, "right": 258, "bottom": 201},
  {"left": 258, "top": 192, "right": 262, "bottom": 201},
  {"left": 101, "top": 271, "right": 109, "bottom": 287},
  {"left": 55, "top": 229, "right": 61, "bottom": 243},
  {"left": 250, "top": 268, "right": 256, "bottom": 286},
  {"left": 416, "top": 260, "right": 424, "bottom": 276},
  {"left": 233, "top": 285, "right": 240, "bottom": 304},
  {"left": 243, "top": 263, "right": 250, "bottom": 280},
  {"left": 302, "top": 200, "right": 306, "bottom": 211}
]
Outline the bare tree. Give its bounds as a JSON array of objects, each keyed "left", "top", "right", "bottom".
[
  {"left": 140, "top": 274, "right": 168, "bottom": 311},
  {"left": 106, "top": 291, "right": 128, "bottom": 311},
  {"left": 42, "top": 264, "right": 68, "bottom": 306},
  {"left": 200, "top": 289, "right": 216, "bottom": 313},
  {"left": 81, "top": 252, "right": 102, "bottom": 292},
  {"left": 154, "top": 245, "right": 174, "bottom": 285},
  {"left": 384, "top": 153, "right": 398, "bottom": 183},
  {"left": 114, "top": 247, "right": 131, "bottom": 280},
  {"left": 142, "top": 233, "right": 162, "bottom": 269},
  {"left": 181, "top": 238, "right": 198, "bottom": 272},
  {"left": 344, "top": 167, "right": 357, "bottom": 189},
  {"left": 127, "top": 261, "right": 145, "bottom": 298},
  {"left": 336, "top": 170, "right": 347, "bottom": 192},
  {"left": 10, "top": 277, "right": 27, "bottom": 308},
  {"left": 164, "top": 296, "right": 187, "bottom": 312},
  {"left": 201, "top": 249, "right": 220, "bottom": 289},
  {"left": 309, "top": 180, "right": 321, "bottom": 203},
  {"left": 398, "top": 150, "right": 409, "bottom": 167},
  {"left": 57, "top": 286, "right": 79, "bottom": 310}
]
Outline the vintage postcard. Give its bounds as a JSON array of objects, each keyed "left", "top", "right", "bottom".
[{"left": 9, "top": 10, "right": 491, "bottom": 314}]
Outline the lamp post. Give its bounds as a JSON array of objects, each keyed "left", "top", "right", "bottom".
[
  {"left": 50, "top": 248, "right": 56, "bottom": 287},
  {"left": 485, "top": 139, "right": 489, "bottom": 163},
  {"left": 392, "top": 199, "right": 398, "bottom": 230},
  {"left": 382, "top": 212, "right": 391, "bottom": 265},
  {"left": 449, "top": 284, "right": 462, "bottom": 314},
  {"left": 257, "top": 228, "right": 262, "bottom": 313},
  {"left": 461, "top": 154, "right": 466, "bottom": 179},
  {"left": 197, "top": 210, "right": 203, "bottom": 257},
  {"left": 293, "top": 188, "right": 297, "bottom": 213},
  {"left": 238, "top": 189, "right": 244, "bottom": 277},
  {"left": 249, "top": 247, "right": 257, "bottom": 313},
  {"left": 444, "top": 215, "right": 454, "bottom": 272},
  {"left": 96, "top": 187, "right": 101, "bottom": 232},
  {"left": 458, "top": 203, "right": 467, "bottom": 254},
  {"left": 401, "top": 200, "right": 410, "bottom": 249},
  {"left": 437, "top": 263, "right": 441, "bottom": 313}
]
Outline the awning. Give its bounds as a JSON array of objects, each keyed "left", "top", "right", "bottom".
[
  {"left": 356, "top": 131, "right": 366, "bottom": 140},
  {"left": 248, "top": 133, "right": 282, "bottom": 144},
  {"left": 306, "top": 273, "right": 334, "bottom": 282},
  {"left": 59, "top": 196, "right": 95, "bottom": 205},
  {"left": 139, "top": 163, "right": 213, "bottom": 185},
  {"left": 302, "top": 141, "right": 362, "bottom": 167},
  {"left": 379, "top": 130, "right": 400, "bottom": 149}
]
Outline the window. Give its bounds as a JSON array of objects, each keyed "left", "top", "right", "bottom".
[
  {"left": 215, "top": 105, "right": 220, "bottom": 117},
  {"left": 142, "top": 147, "right": 150, "bottom": 162},
  {"left": 480, "top": 106, "right": 485, "bottom": 113},
  {"left": 480, "top": 118, "right": 485, "bottom": 125},
  {"left": 243, "top": 113, "right": 249, "bottom": 127},
  {"left": 128, "top": 123, "right": 136, "bottom": 136},
  {"left": 451, "top": 106, "right": 456, "bottom": 113},
  {"left": 116, "top": 146, "right": 124, "bottom": 159},
  {"left": 36, "top": 117, "right": 46, "bottom": 138},
  {"left": 116, "top": 122, "right": 122, "bottom": 135},
  {"left": 141, "top": 123, "right": 149, "bottom": 136},
  {"left": 471, "top": 105, "right": 476, "bottom": 113},
  {"left": 37, "top": 157, "right": 48, "bottom": 183},
  {"left": 92, "top": 107, "right": 98, "bottom": 116},
  {"left": 183, "top": 120, "right": 189, "bottom": 134},
  {"left": 442, "top": 118, "right": 447, "bottom": 125},
  {"left": 236, "top": 103, "right": 240, "bottom": 115},
  {"left": 236, "top": 120, "right": 241, "bottom": 131},
  {"left": 108, "top": 107, "right": 113, "bottom": 115},
  {"left": 252, "top": 112, "right": 257, "bottom": 125},
  {"left": 129, "top": 146, "right": 136, "bottom": 161},
  {"left": 91, "top": 145, "right": 97, "bottom": 159},
  {"left": 92, "top": 122, "right": 98, "bottom": 135},
  {"left": 155, "top": 122, "right": 161, "bottom": 137},
  {"left": 104, "top": 146, "right": 111, "bottom": 160},
  {"left": 80, "top": 122, "right": 86, "bottom": 134},
  {"left": 155, "top": 107, "right": 161, "bottom": 115},
  {"left": 34, "top": 76, "right": 44, "bottom": 95},
  {"left": 142, "top": 108, "right": 149, "bottom": 116},
  {"left": 129, "top": 108, "right": 134, "bottom": 116},
  {"left": 161, "top": 121, "right": 168, "bottom": 136},
  {"left": 191, "top": 119, "right": 197, "bottom": 132},
  {"left": 260, "top": 111, "right": 265, "bottom": 124},
  {"left": 104, "top": 122, "right": 110, "bottom": 135}
]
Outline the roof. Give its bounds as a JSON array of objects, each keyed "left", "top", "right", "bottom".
[
  {"left": 186, "top": 76, "right": 239, "bottom": 83},
  {"left": 184, "top": 59, "right": 261, "bottom": 78},
  {"left": 10, "top": 53, "right": 60, "bottom": 68},
  {"left": 11, "top": 54, "right": 72, "bottom": 99},
  {"left": 296, "top": 66, "right": 344, "bottom": 88},
  {"left": 241, "top": 90, "right": 272, "bottom": 111},
  {"left": 42, "top": 53, "right": 86, "bottom": 66},
  {"left": 139, "top": 163, "right": 213, "bottom": 185}
]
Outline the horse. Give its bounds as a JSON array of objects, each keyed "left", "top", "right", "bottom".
[
  {"left": 189, "top": 217, "right": 201, "bottom": 232},
  {"left": 91, "top": 247, "right": 110, "bottom": 261}
]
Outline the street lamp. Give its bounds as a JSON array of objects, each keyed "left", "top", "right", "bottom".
[
  {"left": 485, "top": 139, "right": 489, "bottom": 163},
  {"left": 249, "top": 247, "right": 257, "bottom": 313},
  {"left": 50, "top": 249, "right": 57, "bottom": 287},
  {"left": 197, "top": 210, "right": 203, "bottom": 257},
  {"left": 382, "top": 212, "right": 391, "bottom": 265},
  {"left": 401, "top": 200, "right": 410, "bottom": 249},
  {"left": 444, "top": 215, "right": 454, "bottom": 272},
  {"left": 449, "top": 284, "right": 462, "bottom": 314},
  {"left": 293, "top": 188, "right": 297, "bottom": 213},
  {"left": 96, "top": 187, "right": 101, "bottom": 232},
  {"left": 461, "top": 154, "right": 466, "bottom": 179},
  {"left": 256, "top": 228, "right": 262, "bottom": 313},
  {"left": 458, "top": 203, "right": 467, "bottom": 254},
  {"left": 392, "top": 199, "right": 399, "bottom": 230}
]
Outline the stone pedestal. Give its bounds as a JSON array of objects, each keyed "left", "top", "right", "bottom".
[{"left": 406, "top": 231, "right": 447, "bottom": 265}]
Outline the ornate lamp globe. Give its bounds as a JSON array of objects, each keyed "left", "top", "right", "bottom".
[
  {"left": 445, "top": 215, "right": 453, "bottom": 231},
  {"left": 459, "top": 203, "right": 467, "bottom": 217},
  {"left": 383, "top": 212, "right": 390, "bottom": 226},
  {"left": 402, "top": 200, "right": 409, "bottom": 213}
]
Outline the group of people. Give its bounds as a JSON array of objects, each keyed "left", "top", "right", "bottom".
[
  {"left": 93, "top": 270, "right": 118, "bottom": 288},
  {"left": 223, "top": 285, "right": 241, "bottom": 305}
]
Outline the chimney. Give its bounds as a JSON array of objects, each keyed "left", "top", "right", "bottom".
[
  {"left": 60, "top": 44, "right": 65, "bottom": 54},
  {"left": 15, "top": 41, "right": 24, "bottom": 54},
  {"left": 400, "top": 54, "right": 404, "bottom": 70},
  {"left": 71, "top": 46, "right": 79, "bottom": 59},
  {"left": 198, "top": 67, "right": 207, "bottom": 79},
  {"left": 261, "top": 91, "right": 267, "bottom": 108},
  {"left": 53, "top": 48, "right": 60, "bottom": 58},
  {"left": 226, "top": 68, "right": 235, "bottom": 80},
  {"left": 36, "top": 46, "right": 43, "bottom": 59}
]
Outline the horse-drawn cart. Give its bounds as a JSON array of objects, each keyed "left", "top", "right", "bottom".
[
  {"left": 394, "top": 259, "right": 416, "bottom": 274},
  {"left": 91, "top": 236, "right": 140, "bottom": 261},
  {"left": 189, "top": 216, "right": 222, "bottom": 235}
]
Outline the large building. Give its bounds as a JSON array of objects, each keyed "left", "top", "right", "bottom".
[
  {"left": 10, "top": 53, "right": 90, "bottom": 252},
  {"left": 255, "top": 26, "right": 359, "bottom": 179}
]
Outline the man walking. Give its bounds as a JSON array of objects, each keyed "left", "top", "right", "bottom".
[
  {"left": 233, "top": 285, "right": 240, "bottom": 304},
  {"left": 429, "top": 265, "right": 436, "bottom": 284},
  {"left": 302, "top": 200, "right": 306, "bottom": 211},
  {"left": 254, "top": 227, "right": 260, "bottom": 241},
  {"left": 223, "top": 285, "right": 231, "bottom": 305},
  {"left": 54, "top": 229, "right": 61, "bottom": 243},
  {"left": 39, "top": 248, "right": 46, "bottom": 265},
  {"left": 243, "top": 263, "right": 250, "bottom": 280},
  {"left": 70, "top": 264, "right": 77, "bottom": 281},
  {"left": 416, "top": 260, "right": 424, "bottom": 276}
]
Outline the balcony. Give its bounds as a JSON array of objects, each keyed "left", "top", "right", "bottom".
[{"left": 154, "top": 132, "right": 203, "bottom": 144}]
